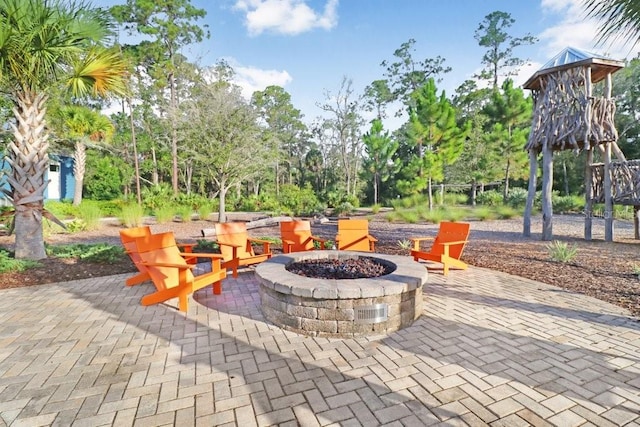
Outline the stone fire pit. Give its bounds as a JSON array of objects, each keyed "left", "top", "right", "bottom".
[{"left": 255, "top": 251, "right": 427, "bottom": 337}]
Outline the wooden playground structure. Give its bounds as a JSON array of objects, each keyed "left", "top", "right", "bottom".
[{"left": 522, "top": 47, "right": 640, "bottom": 241}]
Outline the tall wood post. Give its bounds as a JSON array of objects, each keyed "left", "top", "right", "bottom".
[
  {"left": 584, "top": 148, "right": 593, "bottom": 240},
  {"left": 604, "top": 73, "right": 614, "bottom": 242},
  {"left": 523, "top": 149, "right": 538, "bottom": 237},
  {"left": 541, "top": 144, "right": 553, "bottom": 240}
]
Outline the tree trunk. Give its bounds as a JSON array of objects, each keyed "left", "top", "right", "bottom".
[
  {"left": 541, "top": 145, "right": 553, "bottom": 241},
  {"left": 7, "top": 91, "right": 49, "bottom": 260},
  {"left": 373, "top": 172, "right": 379, "bottom": 206},
  {"left": 503, "top": 159, "right": 511, "bottom": 203},
  {"left": 152, "top": 147, "right": 158, "bottom": 185},
  {"left": 523, "top": 150, "right": 537, "bottom": 237},
  {"left": 72, "top": 141, "right": 86, "bottom": 206},
  {"left": 169, "top": 71, "right": 179, "bottom": 195},
  {"left": 470, "top": 181, "right": 477, "bottom": 206},
  {"left": 218, "top": 185, "right": 227, "bottom": 223},
  {"left": 427, "top": 177, "right": 433, "bottom": 211},
  {"left": 128, "top": 99, "right": 142, "bottom": 205}
]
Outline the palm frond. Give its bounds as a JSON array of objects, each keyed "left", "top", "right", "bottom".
[
  {"left": 66, "top": 47, "right": 129, "bottom": 98},
  {"left": 583, "top": 0, "right": 640, "bottom": 46}
]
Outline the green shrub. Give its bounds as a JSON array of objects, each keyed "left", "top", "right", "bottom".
[
  {"left": 371, "top": 204, "right": 381, "bottom": 214},
  {"left": 391, "top": 194, "right": 427, "bottom": 210},
  {"left": 0, "top": 249, "right": 40, "bottom": 273},
  {"left": 175, "top": 205, "right": 193, "bottom": 222},
  {"left": 65, "top": 218, "right": 88, "bottom": 233},
  {"left": 46, "top": 243, "right": 126, "bottom": 264},
  {"left": 397, "top": 239, "right": 412, "bottom": 250},
  {"left": 333, "top": 202, "right": 354, "bottom": 216},
  {"left": 553, "top": 194, "right": 583, "bottom": 214},
  {"left": 198, "top": 203, "right": 214, "bottom": 221},
  {"left": 496, "top": 205, "right": 520, "bottom": 219},
  {"left": 443, "top": 206, "right": 469, "bottom": 222},
  {"left": 84, "top": 156, "right": 126, "bottom": 200},
  {"left": 141, "top": 184, "right": 174, "bottom": 212},
  {"left": 77, "top": 203, "right": 103, "bottom": 231},
  {"left": 472, "top": 206, "right": 497, "bottom": 221},
  {"left": 279, "top": 184, "right": 324, "bottom": 215},
  {"left": 546, "top": 240, "right": 578, "bottom": 263},
  {"left": 44, "top": 200, "right": 77, "bottom": 219},
  {"left": 397, "top": 209, "right": 420, "bottom": 223},
  {"left": 506, "top": 187, "right": 528, "bottom": 208},
  {"left": 442, "top": 192, "right": 468, "bottom": 205},
  {"left": 476, "top": 190, "right": 503, "bottom": 206},
  {"left": 154, "top": 205, "right": 176, "bottom": 224},
  {"left": 195, "top": 239, "right": 219, "bottom": 252},
  {"left": 119, "top": 204, "right": 145, "bottom": 227}
]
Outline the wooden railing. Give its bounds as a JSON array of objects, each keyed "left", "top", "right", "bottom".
[{"left": 591, "top": 160, "right": 640, "bottom": 205}]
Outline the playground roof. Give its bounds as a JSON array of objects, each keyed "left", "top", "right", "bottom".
[{"left": 523, "top": 47, "right": 625, "bottom": 91}]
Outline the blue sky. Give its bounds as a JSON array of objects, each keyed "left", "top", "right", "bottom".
[{"left": 100, "top": 0, "right": 640, "bottom": 129}]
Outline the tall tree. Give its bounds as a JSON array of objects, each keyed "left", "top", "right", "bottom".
[
  {"left": 612, "top": 55, "right": 640, "bottom": 160},
  {"left": 474, "top": 11, "right": 537, "bottom": 88},
  {"left": 400, "top": 79, "right": 468, "bottom": 209},
  {"left": 449, "top": 82, "right": 500, "bottom": 204},
  {"left": 362, "top": 79, "right": 394, "bottom": 120},
  {"left": 381, "top": 38, "right": 451, "bottom": 113},
  {"left": 316, "top": 77, "right": 364, "bottom": 198},
  {"left": 0, "top": 0, "right": 127, "bottom": 260},
  {"left": 56, "top": 106, "right": 115, "bottom": 206},
  {"left": 111, "top": 0, "right": 209, "bottom": 196},
  {"left": 362, "top": 119, "right": 399, "bottom": 205},
  {"left": 251, "top": 86, "right": 308, "bottom": 192},
  {"left": 482, "top": 79, "right": 532, "bottom": 201},
  {"left": 179, "top": 77, "right": 265, "bottom": 223}
]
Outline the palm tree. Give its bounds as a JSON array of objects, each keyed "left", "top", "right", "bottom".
[
  {"left": 0, "top": 0, "right": 127, "bottom": 259},
  {"left": 583, "top": 0, "right": 640, "bottom": 45},
  {"left": 58, "top": 106, "right": 115, "bottom": 206}
]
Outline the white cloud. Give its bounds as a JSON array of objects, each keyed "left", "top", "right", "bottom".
[
  {"left": 234, "top": 0, "right": 338, "bottom": 36},
  {"left": 539, "top": 0, "right": 640, "bottom": 61},
  {"left": 233, "top": 64, "right": 293, "bottom": 98}
]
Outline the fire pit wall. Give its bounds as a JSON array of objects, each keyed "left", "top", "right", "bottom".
[{"left": 255, "top": 251, "right": 428, "bottom": 338}]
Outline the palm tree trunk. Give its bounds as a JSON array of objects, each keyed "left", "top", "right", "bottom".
[
  {"left": 7, "top": 91, "right": 50, "bottom": 260},
  {"left": 73, "top": 141, "right": 86, "bottom": 206}
]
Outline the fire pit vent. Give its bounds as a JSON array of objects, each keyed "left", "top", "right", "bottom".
[{"left": 355, "top": 304, "right": 388, "bottom": 324}]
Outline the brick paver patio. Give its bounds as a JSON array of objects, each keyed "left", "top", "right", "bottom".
[{"left": 0, "top": 265, "right": 638, "bottom": 426}]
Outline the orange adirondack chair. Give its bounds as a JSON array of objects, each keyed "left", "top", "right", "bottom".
[
  {"left": 280, "top": 220, "right": 328, "bottom": 253},
  {"left": 214, "top": 222, "right": 272, "bottom": 278},
  {"left": 119, "top": 226, "right": 196, "bottom": 286},
  {"left": 410, "top": 221, "right": 470, "bottom": 276},
  {"left": 135, "top": 232, "right": 226, "bottom": 312},
  {"left": 335, "top": 219, "right": 377, "bottom": 252}
]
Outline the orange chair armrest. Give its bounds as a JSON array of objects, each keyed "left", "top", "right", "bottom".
[
  {"left": 310, "top": 236, "right": 327, "bottom": 243},
  {"left": 141, "top": 261, "right": 194, "bottom": 270},
  {"left": 251, "top": 239, "right": 271, "bottom": 253},
  {"left": 216, "top": 241, "right": 242, "bottom": 249},
  {"left": 282, "top": 239, "right": 294, "bottom": 250},
  {"left": 410, "top": 236, "right": 434, "bottom": 250},
  {"left": 177, "top": 243, "right": 196, "bottom": 251},
  {"left": 179, "top": 252, "right": 224, "bottom": 260},
  {"left": 410, "top": 236, "right": 435, "bottom": 243},
  {"left": 441, "top": 240, "right": 468, "bottom": 246},
  {"left": 248, "top": 238, "right": 270, "bottom": 245}
]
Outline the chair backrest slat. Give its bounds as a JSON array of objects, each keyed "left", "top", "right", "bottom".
[
  {"left": 337, "top": 219, "right": 372, "bottom": 251},
  {"left": 280, "top": 220, "right": 314, "bottom": 252},
  {"left": 136, "top": 232, "right": 194, "bottom": 290},
  {"left": 214, "top": 222, "right": 255, "bottom": 261},
  {"left": 432, "top": 222, "right": 470, "bottom": 259}
]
